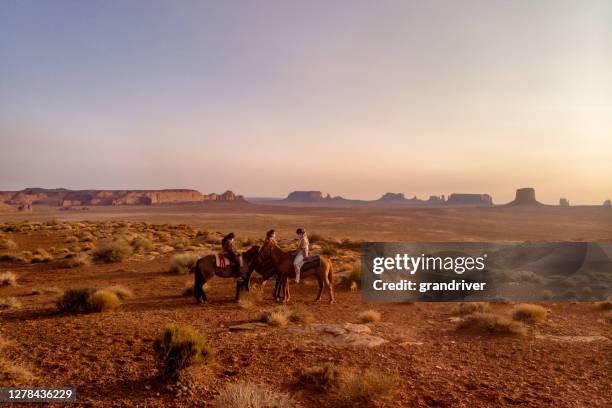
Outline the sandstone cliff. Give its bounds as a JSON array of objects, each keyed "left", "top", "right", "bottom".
[{"left": 0, "top": 188, "right": 246, "bottom": 207}]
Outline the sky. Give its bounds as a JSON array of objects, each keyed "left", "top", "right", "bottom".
[{"left": 0, "top": 1, "right": 610, "bottom": 204}]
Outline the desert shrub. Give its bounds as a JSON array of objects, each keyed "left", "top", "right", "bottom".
[
  {"left": 0, "top": 271, "right": 17, "bottom": 287},
  {"left": 58, "top": 252, "right": 90, "bottom": 268},
  {"left": 92, "top": 240, "right": 133, "bottom": 263},
  {"left": 56, "top": 288, "right": 97, "bottom": 313},
  {"left": 334, "top": 368, "right": 398, "bottom": 407},
  {"left": 454, "top": 302, "right": 490, "bottom": 315},
  {"left": 64, "top": 235, "right": 79, "bottom": 244},
  {"left": 457, "top": 313, "right": 527, "bottom": 335},
  {"left": 90, "top": 290, "right": 121, "bottom": 312},
  {"left": 299, "top": 363, "right": 340, "bottom": 392},
  {"left": 512, "top": 304, "right": 547, "bottom": 323},
  {"left": 359, "top": 309, "right": 381, "bottom": 323},
  {"left": 104, "top": 285, "right": 133, "bottom": 300},
  {"left": 237, "top": 287, "right": 262, "bottom": 309},
  {"left": 30, "top": 248, "right": 52, "bottom": 263},
  {"left": 0, "top": 239, "right": 17, "bottom": 251},
  {"left": 259, "top": 306, "right": 290, "bottom": 327},
  {"left": 153, "top": 323, "right": 213, "bottom": 381},
  {"left": 289, "top": 307, "right": 315, "bottom": 325},
  {"left": 77, "top": 230, "right": 95, "bottom": 242},
  {"left": 131, "top": 236, "right": 154, "bottom": 252},
  {"left": 171, "top": 237, "right": 191, "bottom": 250},
  {"left": 204, "top": 236, "right": 221, "bottom": 245},
  {"left": 320, "top": 242, "right": 338, "bottom": 256},
  {"left": 215, "top": 381, "right": 294, "bottom": 408},
  {"left": 0, "top": 297, "right": 21, "bottom": 309},
  {"left": 169, "top": 252, "right": 200, "bottom": 274}
]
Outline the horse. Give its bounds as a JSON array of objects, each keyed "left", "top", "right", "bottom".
[
  {"left": 192, "top": 245, "right": 260, "bottom": 303},
  {"left": 257, "top": 243, "right": 335, "bottom": 303},
  {"left": 243, "top": 251, "right": 283, "bottom": 301}
]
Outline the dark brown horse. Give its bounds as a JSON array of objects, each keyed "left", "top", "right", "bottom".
[
  {"left": 243, "top": 250, "right": 283, "bottom": 301},
  {"left": 192, "top": 245, "right": 260, "bottom": 302},
  {"left": 257, "top": 243, "right": 335, "bottom": 303}
]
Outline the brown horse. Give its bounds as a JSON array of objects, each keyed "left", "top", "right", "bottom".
[
  {"left": 243, "top": 251, "right": 283, "bottom": 301},
  {"left": 258, "top": 243, "right": 335, "bottom": 303},
  {"left": 192, "top": 245, "right": 260, "bottom": 302}
]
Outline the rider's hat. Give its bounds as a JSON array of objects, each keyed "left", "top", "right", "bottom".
[{"left": 296, "top": 228, "right": 304, "bottom": 234}]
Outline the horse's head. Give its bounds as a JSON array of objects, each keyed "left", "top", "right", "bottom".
[{"left": 242, "top": 245, "right": 260, "bottom": 265}]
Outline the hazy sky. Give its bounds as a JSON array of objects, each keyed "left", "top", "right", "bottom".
[{"left": 1, "top": 1, "right": 610, "bottom": 204}]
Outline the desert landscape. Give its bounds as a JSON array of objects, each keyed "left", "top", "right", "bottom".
[{"left": 1, "top": 199, "right": 611, "bottom": 407}]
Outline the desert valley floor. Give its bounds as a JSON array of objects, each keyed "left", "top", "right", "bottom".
[{"left": 0, "top": 203, "right": 611, "bottom": 407}]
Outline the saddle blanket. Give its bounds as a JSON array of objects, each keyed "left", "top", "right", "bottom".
[
  {"left": 301, "top": 255, "right": 321, "bottom": 272},
  {"left": 215, "top": 253, "right": 242, "bottom": 268}
]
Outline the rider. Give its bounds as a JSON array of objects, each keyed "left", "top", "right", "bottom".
[
  {"left": 221, "top": 232, "right": 241, "bottom": 279},
  {"left": 293, "top": 228, "right": 309, "bottom": 283},
  {"left": 264, "top": 229, "right": 277, "bottom": 247}
]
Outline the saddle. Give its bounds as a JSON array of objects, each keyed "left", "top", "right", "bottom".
[
  {"left": 215, "top": 253, "right": 243, "bottom": 268},
  {"left": 300, "top": 254, "right": 321, "bottom": 272}
]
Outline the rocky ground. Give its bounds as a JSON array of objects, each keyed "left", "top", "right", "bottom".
[{"left": 0, "top": 216, "right": 610, "bottom": 407}]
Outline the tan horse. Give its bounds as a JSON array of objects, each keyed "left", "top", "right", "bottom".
[{"left": 258, "top": 243, "right": 335, "bottom": 303}]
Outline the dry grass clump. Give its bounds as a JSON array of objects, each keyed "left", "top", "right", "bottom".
[
  {"left": 333, "top": 368, "right": 399, "bottom": 407},
  {"left": 131, "top": 236, "right": 155, "bottom": 252},
  {"left": 0, "top": 338, "right": 35, "bottom": 386},
  {"left": 454, "top": 302, "right": 490, "bottom": 315},
  {"left": 359, "top": 309, "right": 381, "bottom": 323},
  {"left": 237, "top": 287, "right": 263, "bottom": 309},
  {"left": 259, "top": 306, "right": 290, "bottom": 327},
  {"left": 288, "top": 306, "right": 315, "bottom": 325},
  {"left": 56, "top": 287, "right": 122, "bottom": 313},
  {"left": 58, "top": 252, "right": 90, "bottom": 268},
  {"left": 92, "top": 239, "right": 133, "bottom": 263},
  {"left": 299, "top": 363, "right": 340, "bottom": 392},
  {"left": 0, "top": 297, "right": 21, "bottom": 310},
  {"left": 0, "top": 271, "right": 17, "bottom": 287},
  {"left": 90, "top": 290, "right": 121, "bottom": 312},
  {"left": 77, "top": 230, "right": 95, "bottom": 242},
  {"left": 512, "top": 304, "right": 548, "bottom": 323},
  {"left": 0, "top": 238, "right": 17, "bottom": 250},
  {"left": 31, "top": 248, "right": 52, "bottom": 263},
  {"left": 215, "top": 381, "right": 295, "bottom": 408},
  {"left": 64, "top": 235, "right": 79, "bottom": 244},
  {"left": 104, "top": 284, "right": 133, "bottom": 300},
  {"left": 169, "top": 252, "right": 200, "bottom": 274},
  {"left": 457, "top": 312, "right": 527, "bottom": 335},
  {"left": 153, "top": 323, "right": 213, "bottom": 381},
  {"left": 320, "top": 242, "right": 338, "bottom": 256}
]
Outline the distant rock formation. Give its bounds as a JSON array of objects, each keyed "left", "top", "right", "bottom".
[
  {"left": 377, "top": 192, "right": 406, "bottom": 203},
  {"left": 446, "top": 193, "right": 493, "bottom": 206},
  {"left": 0, "top": 188, "right": 246, "bottom": 207},
  {"left": 559, "top": 198, "right": 570, "bottom": 207},
  {"left": 506, "top": 188, "right": 542, "bottom": 206},
  {"left": 604, "top": 199, "right": 611, "bottom": 207},
  {"left": 0, "top": 202, "right": 17, "bottom": 212},
  {"left": 284, "top": 191, "right": 327, "bottom": 202}
]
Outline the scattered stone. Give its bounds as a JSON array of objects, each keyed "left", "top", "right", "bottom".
[
  {"left": 228, "top": 322, "right": 268, "bottom": 331},
  {"left": 535, "top": 335, "right": 608, "bottom": 343}
]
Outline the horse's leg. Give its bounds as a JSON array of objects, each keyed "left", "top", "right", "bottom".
[
  {"left": 273, "top": 274, "right": 282, "bottom": 301},
  {"left": 193, "top": 260, "right": 206, "bottom": 303},
  {"left": 314, "top": 274, "right": 323, "bottom": 302},
  {"left": 234, "top": 280, "right": 242, "bottom": 301},
  {"left": 325, "top": 264, "right": 335, "bottom": 304},
  {"left": 282, "top": 276, "right": 290, "bottom": 303}
]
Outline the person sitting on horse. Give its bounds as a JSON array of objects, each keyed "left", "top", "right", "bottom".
[
  {"left": 293, "top": 228, "right": 309, "bottom": 283},
  {"left": 221, "top": 232, "right": 241, "bottom": 279},
  {"left": 263, "top": 229, "right": 277, "bottom": 247}
]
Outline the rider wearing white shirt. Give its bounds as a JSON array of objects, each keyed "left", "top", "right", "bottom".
[{"left": 294, "top": 228, "right": 309, "bottom": 283}]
